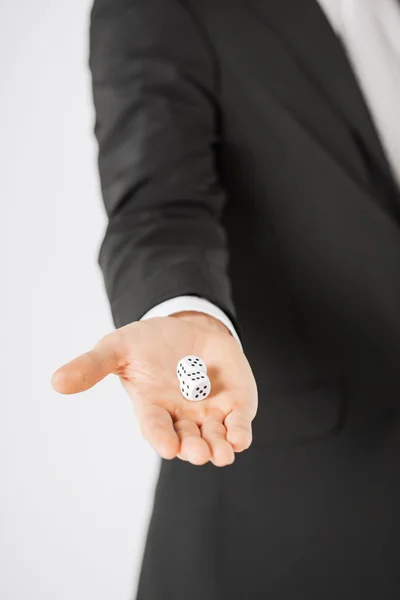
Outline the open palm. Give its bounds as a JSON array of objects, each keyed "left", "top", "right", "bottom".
[{"left": 51, "top": 314, "right": 258, "bottom": 466}]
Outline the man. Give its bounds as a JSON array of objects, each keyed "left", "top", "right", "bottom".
[{"left": 52, "top": 0, "right": 400, "bottom": 598}]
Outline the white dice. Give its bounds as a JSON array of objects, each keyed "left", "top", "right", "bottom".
[
  {"left": 176, "top": 355, "right": 211, "bottom": 401},
  {"left": 176, "top": 355, "right": 207, "bottom": 379}
]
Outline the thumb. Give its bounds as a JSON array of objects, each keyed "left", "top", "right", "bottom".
[{"left": 51, "top": 340, "right": 124, "bottom": 395}]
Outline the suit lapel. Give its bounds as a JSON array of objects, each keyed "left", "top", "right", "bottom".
[{"left": 247, "top": 0, "right": 395, "bottom": 187}]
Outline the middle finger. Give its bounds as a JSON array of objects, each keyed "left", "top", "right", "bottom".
[{"left": 201, "top": 419, "right": 235, "bottom": 467}]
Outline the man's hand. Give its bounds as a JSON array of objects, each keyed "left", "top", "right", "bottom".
[{"left": 51, "top": 312, "right": 258, "bottom": 467}]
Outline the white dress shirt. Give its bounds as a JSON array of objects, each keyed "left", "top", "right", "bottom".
[{"left": 140, "top": 0, "right": 400, "bottom": 347}]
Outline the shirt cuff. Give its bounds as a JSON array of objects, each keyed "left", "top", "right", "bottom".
[{"left": 140, "top": 295, "right": 243, "bottom": 351}]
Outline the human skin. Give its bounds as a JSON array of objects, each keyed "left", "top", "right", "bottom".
[{"left": 51, "top": 311, "right": 258, "bottom": 467}]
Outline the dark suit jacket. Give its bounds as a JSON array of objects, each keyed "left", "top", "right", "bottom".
[{"left": 89, "top": 0, "right": 400, "bottom": 446}]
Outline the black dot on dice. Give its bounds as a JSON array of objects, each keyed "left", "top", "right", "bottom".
[
  {"left": 187, "top": 385, "right": 189, "bottom": 389},
  {"left": 189, "top": 358, "right": 192, "bottom": 362},
  {"left": 203, "top": 385, "right": 207, "bottom": 389},
  {"left": 181, "top": 388, "right": 184, "bottom": 392},
  {"left": 203, "top": 392, "right": 206, "bottom": 396},
  {"left": 196, "top": 387, "right": 199, "bottom": 391},
  {"left": 195, "top": 395, "right": 199, "bottom": 398}
]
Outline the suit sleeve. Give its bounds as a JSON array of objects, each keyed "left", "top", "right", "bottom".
[{"left": 88, "top": 0, "right": 242, "bottom": 339}]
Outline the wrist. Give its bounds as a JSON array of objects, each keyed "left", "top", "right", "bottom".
[{"left": 170, "top": 310, "right": 233, "bottom": 337}]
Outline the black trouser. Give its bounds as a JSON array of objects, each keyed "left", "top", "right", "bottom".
[{"left": 135, "top": 410, "right": 400, "bottom": 600}]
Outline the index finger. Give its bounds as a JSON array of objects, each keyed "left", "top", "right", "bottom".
[{"left": 136, "top": 404, "right": 180, "bottom": 460}]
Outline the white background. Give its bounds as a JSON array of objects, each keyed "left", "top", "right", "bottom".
[{"left": 0, "top": 1, "right": 158, "bottom": 598}]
